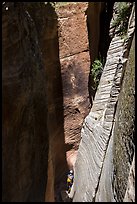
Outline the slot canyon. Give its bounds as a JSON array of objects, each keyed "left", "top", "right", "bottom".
[{"left": 2, "top": 2, "right": 135, "bottom": 202}]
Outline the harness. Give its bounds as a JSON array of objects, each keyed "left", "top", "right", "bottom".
[
  {"left": 67, "top": 174, "right": 73, "bottom": 183},
  {"left": 67, "top": 177, "right": 72, "bottom": 183}
]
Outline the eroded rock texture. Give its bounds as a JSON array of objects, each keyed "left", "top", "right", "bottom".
[
  {"left": 123, "top": 153, "right": 135, "bottom": 202},
  {"left": 71, "top": 4, "right": 135, "bottom": 202},
  {"left": 56, "top": 3, "right": 90, "bottom": 156},
  {"left": 2, "top": 3, "right": 68, "bottom": 202}
]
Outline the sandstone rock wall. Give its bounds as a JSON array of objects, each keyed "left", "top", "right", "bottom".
[
  {"left": 2, "top": 3, "right": 49, "bottom": 202},
  {"left": 56, "top": 3, "right": 91, "bottom": 152},
  {"left": 2, "top": 3, "right": 68, "bottom": 202},
  {"left": 112, "top": 33, "right": 135, "bottom": 202},
  {"left": 71, "top": 4, "right": 135, "bottom": 202}
]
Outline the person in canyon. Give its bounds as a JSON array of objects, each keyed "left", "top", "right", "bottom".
[{"left": 67, "top": 170, "right": 74, "bottom": 194}]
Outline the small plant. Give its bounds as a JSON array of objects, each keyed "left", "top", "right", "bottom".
[{"left": 91, "top": 59, "right": 103, "bottom": 90}]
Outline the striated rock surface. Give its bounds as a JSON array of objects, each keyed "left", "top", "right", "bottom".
[
  {"left": 72, "top": 4, "right": 135, "bottom": 202},
  {"left": 56, "top": 3, "right": 91, "bottom": 154},
  {"left": 72, "top": 35, "right": 125, "bottom": 202}
]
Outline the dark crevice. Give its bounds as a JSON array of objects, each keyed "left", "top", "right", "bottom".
[
  {"left": 98, "top": 2, "right": 114, "bottom": 65},
  {"left": 86, "top": 2, "right": 114, "bottom": 106}
]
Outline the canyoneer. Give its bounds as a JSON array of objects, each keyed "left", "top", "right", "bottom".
[{"left": 67, "top": 170, "right": 74, "bottom": 194}]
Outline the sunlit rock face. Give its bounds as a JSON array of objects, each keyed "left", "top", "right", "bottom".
[
  {"left": 56, "top": 3, "right": 91, "bottom": 153},
  {"left": 71, "top": 4, "right": 135, "bottom": 202}
]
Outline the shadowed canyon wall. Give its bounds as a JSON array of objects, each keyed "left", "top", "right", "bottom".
[
  {"left": 2, "top": 2, "right": 67, "bottom": 202},
  {"left": 2, "top": 3, "right": 49, "bottom": 202},
  {"left": 86, "top": 2, "right": 105, "bottom": 65},
  {"left": 87, "top": 2, "right": 114, "bottom": 104},
  {"left": 25, "top": 3, "right": 68, "bottom": 201},
  {"left": 113, "top": 34, "right": 135, "bottom": 202}
]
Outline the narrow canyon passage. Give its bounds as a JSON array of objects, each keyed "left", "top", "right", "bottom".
[
  {"left": 54, "top": 2, "right": 114, "bottom": 201},
  {"left": 2, "top": 2, "right": 135, "bottom": 202},
  {"left": 54, "top": 3, "right": 91, "bottom": 201}
]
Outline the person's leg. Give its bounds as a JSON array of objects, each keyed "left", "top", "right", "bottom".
[{"left": 67, "top": 182, "right": 70, "bottom": 191}]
